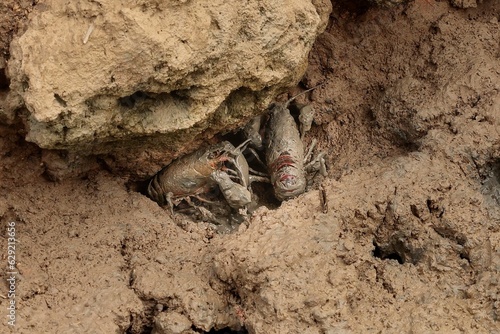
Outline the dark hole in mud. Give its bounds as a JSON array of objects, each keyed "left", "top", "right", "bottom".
[
  {"left": 429, "top": 25, "right": 440, "bottom": 35},
  {"left": 426, "top": 199, "right": 443, "bottom": 215},
  {"left": 207, "top": 328, "right": 248, "bottom": 334},
  {"left": 120, "top": 241, "right": 127, "bottom": 256},
  {"left": 481, "top": 160, "right": 500, "bottom": 184},
  {"left": 335, "top": 0, "right": 372, "bottom": 15},
  {"left": 132, "top": 178, "right": 152, "bottom": 196},
  {"left": 119, "top": 91, "right": 153, "bottom": 108},
  {"left": 391, "top": 128, "right": 422, "bottom": 152},
  {"left": 287, "top": 103, "right": 305, "bottom": 124},
  {"left": 125, "top": 327, "right": 153, "bottom": 334},
  {"left": 493, "top": 162, "right": 500, "bottom": 183},
  {"left": 54, "top": 93, "right": 67, "bottom": 107},
  {"left": 118, "top": 89, "right": 192, "bottom": 109},
  {"left": 459, "top": 251, "right": 470, "bottom": 263},
  {"left": 250, "top": 181, "right": 281, "bottom": 209},
  {"left": 373, "top": 242, "right": 405, "bottom": 264},
  {"left": 126, "top": 325, "right": 153, "bottom": 334},
  {"left": 480, "top": 161, "right": 500, "bottom": 206},
  {"left": 0, "top": 68, "right": 9, "bottom": 91},
  {"left": 21, "top": 76, "right": 30, "bottom": 92}
]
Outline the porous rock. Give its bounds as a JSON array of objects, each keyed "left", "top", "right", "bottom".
[
  {"left": 152, "top": 311, "right": 193, "bottom": 334},
  {"left": 5, "top": 0, "right": 331, "bottom": 178}
]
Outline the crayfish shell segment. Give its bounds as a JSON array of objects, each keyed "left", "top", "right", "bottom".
[
  {"left": 268, "top": 152, "right": 306, "bottom": 201},
  {"left": 272, "top": 167, "right": 307, "bottom": 201}
]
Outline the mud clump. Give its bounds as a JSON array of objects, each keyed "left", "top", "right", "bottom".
[
  {"left": 2, "top": 0, "right": 331, "bottom": 179},
  {"left": 1, "top": 0, "right": 500, "bottom": 333}
]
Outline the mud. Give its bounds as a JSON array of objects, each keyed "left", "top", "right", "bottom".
[{"left": 1, "top": 0, "right": 499, "bottom": 333}]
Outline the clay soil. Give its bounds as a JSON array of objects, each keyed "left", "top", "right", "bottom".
[{"left": 1, "top": 1, "right": 499, "bottom": 333}]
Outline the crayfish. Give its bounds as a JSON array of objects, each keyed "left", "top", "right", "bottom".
[
  {"left": 146, "top": 85, "right": 327, "bottom": 224},
  {"left": 147, "top": 141, "right": 254, "bottom": 214},
  {"left": 246, "top": 85, "right": 327, "bottom": 201}
]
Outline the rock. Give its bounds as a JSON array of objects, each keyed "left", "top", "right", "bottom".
[
  {"left": 450, "top": 0, "right": 478, "bottom": 8},
  {"left": 152, "top": 311, "right": 193, "bottom": 334},
  {"left": 5, "top": 0, "right": 331, "bottom": 178}
]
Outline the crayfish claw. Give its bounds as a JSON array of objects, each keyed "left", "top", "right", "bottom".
[{"left": 212, "top": 170, "right": 252, "bottom": 210}]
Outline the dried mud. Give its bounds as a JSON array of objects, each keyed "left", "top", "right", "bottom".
[{"left": 1, "top": 1, "right": 500, "bottom": 333}]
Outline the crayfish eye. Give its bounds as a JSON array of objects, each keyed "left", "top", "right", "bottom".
[{"left": 207, "top": 150, "right": 221, "bottom": 159}]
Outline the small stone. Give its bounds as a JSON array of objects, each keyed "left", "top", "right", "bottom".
[
  {"left": 344, "top": 239, "right": 354, "bottom": 251},
  {"left": 450, "top": 0, "right": 477, "bottom": 9},
  {"left": 152, "top": 311, "right": 192, "bottom": 334}
]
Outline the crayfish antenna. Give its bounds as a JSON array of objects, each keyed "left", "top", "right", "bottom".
[
  {"left": 234, "top": 138, "right": 252, "bottom": 153},
  {"left": 283, "top": 82, "right": 325, "bottom": 109}
]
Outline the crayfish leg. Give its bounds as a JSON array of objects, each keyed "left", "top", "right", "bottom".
[
  {"left": 223, "top": 157, "right": 248, "bottom": 188},
  {"left": 245, "top": 147, "right": 267, "bottom": 169},
  {"left": 166, "top": 192, "right": 174, "bottom": 215},
  {"left": 298, "top": 104, "right": 315, "bottom": 140},
  {"left": 304, "top": 152, "right": 327, "bottom": 177},
  {"left": 304, "top": 138, "right": 318, "bottom": 163},
  {"left": 249, "top": 175, "right": 270, "bottom": 184}
]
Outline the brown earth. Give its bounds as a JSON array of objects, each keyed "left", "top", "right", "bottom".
[{"left": 1, "top": 0, "right": 499, "bottom": 333}]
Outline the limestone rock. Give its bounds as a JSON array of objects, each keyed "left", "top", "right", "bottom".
[
  {"left": 152, "top": 311, "right": 193, "bottom": 334},
  {"left": 6, "top": 0, "right": 331, "bottom": 177}
]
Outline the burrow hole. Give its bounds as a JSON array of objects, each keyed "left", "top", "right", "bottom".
[{"left": 372, "top": 241, "right": 405, "bottom": 264}]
